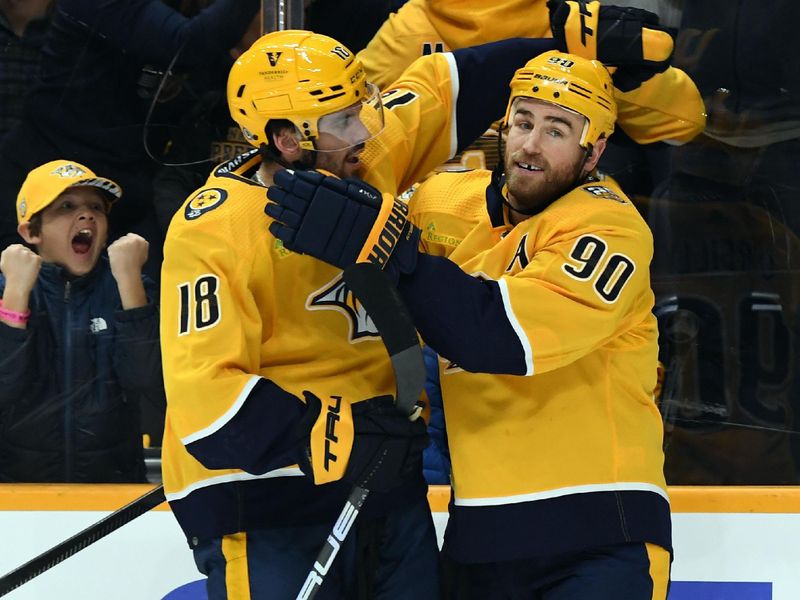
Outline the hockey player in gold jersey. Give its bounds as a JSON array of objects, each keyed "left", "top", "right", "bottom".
[
  {"left": 268, "top": 51, "right": 671, "bottom": 599},
  {"left": 158, "top": 27, "right": 604, "bottom": 599}
]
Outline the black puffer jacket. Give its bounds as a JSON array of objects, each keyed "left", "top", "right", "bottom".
[{"left": 0, "top": 258, "right": 162, "bottom": 482}]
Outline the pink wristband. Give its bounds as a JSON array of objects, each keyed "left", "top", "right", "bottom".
[{"left": 0, "top": 300, "right": 30, "bottom": 324}]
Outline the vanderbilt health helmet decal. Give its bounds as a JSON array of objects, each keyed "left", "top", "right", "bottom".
[
  {"left": 307, "top": 275, "right": 379, "bottom": 342},
  {"left": 185, "top": 188, "right": 228, "bottom": 220}
]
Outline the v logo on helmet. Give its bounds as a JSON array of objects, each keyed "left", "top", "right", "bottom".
[{"left": 266, "top": 51, "right": 282, "bottom": 67}]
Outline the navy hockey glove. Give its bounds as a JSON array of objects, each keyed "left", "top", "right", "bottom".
[
  {"left": 297, "top": 392, "right": 428, "bottom": 493},
  {"left": 266, "top": 169, "right": 421, "bottom": 281},
  {"left": 547, "top": 0, "right": 674, "bottom": 91}
]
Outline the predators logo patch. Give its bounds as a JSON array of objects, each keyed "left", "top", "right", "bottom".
[
  {"left": 51, "top": 163, "right": 86, "bottom": 178},
  {"left": 185, "top": 188, "right": 227, "bottom": 220},
  {"left": 307, "top": 275, "right": 379, "bottom": 342}
]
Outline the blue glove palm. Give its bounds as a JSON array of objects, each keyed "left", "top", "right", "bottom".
[{"left": 266, "top": 169, "right": 421, "bottom": 280}]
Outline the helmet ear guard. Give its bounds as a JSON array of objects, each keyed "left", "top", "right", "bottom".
[
  {"left": 502, "top": 50, "right": 617, "bottom": 148},
  {"left": 227, "top": 30, "right": 383, "bottom": 153}
]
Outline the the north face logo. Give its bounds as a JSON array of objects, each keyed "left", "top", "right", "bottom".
[
  {"left": 89, "top": 317, "right": 108, "bottom": 333},
  {"left": 266, "top": 52, "right": 282, "bottom": 67}
]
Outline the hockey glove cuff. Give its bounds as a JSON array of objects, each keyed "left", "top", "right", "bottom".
[
  {"left": 266, "top": 169, "right": 421, "bottom": 282},
  {"left": 297, "top": 393, "right": 429, "bottom": 493},
  {"left": 296, "top": 391, "right": 355, "bottom": 485},
  {"left": 547, "top": 0, "right": 674, "bottom": 91}
]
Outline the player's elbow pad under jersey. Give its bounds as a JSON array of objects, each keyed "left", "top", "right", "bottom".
[
  {"left": 184, "top": 377, "right": 306, "bottom": 474},
  {"left": 398, "top": 254, "right": 529, "bottom": 375}
]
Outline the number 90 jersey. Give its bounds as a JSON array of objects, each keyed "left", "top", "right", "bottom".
[{"left": 407, "top": 170, "right": 671, "bottom": 563}]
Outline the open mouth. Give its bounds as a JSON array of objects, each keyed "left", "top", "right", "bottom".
[
  {"left": 71, "top": 229, "right": 93, "bottom": 255},
  {"left": 517, "top": 162, "right": 543, "bottom": 172}
]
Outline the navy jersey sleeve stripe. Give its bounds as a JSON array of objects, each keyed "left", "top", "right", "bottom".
[
  {"left": 184, "top": 376, "right": 306, "bottom": 475},
  {"left": 398, "top": 254, "right": 531, "bottom": 375},
  {"left": 452, "top": 37, "right": 557, "bottom": 154}
]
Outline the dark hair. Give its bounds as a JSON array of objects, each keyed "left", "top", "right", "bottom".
[
  {"left": 263, "top": 118, "right": 298, "bottom": 161},
  {"left": 27, "top": 213, "right": 43, "bottom": 237}
]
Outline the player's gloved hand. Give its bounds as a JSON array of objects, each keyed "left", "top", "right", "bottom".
[
  {"left": 265, "top": 169, "right": 421, "bottom": 281},
  {"left": 546, "top": 0, "right": 674, "bottom": 91},
  {"left": 297, "top": 392, "right": 429, "bottom": 493}
]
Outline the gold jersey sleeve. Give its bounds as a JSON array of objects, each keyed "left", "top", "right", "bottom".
[
  {"left": 360, "top": 0, "right": 705, "bottom": 145},
  {"left": 359, "top": 0, "right": 550, "bottom": 90},
  {"left": 364, "top": 51, "right": 458, "bottom": 195},
  {"left": 616, "top": 67, "right": 707, "bottom": 144}
]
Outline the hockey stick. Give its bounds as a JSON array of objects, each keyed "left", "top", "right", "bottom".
[
  {"left": 296, "top": 262, "right": 426, "bottom": 600},
  {"left": 0, "top": 484, "right": 166, "bottom": 597}
]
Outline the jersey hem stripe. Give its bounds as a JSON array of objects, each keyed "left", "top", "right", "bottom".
[
  {"left": 444, "top": 488, "right": 672, "bottom": 563},
  {"left": 454, "top": 481, "right": 670, "bottom": 507},
  {"left": 165, "top": 466, "right": 304, "bottom": 502}
]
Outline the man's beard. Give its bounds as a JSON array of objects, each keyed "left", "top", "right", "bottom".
[
  {"left": 504, "top": 151, "right": 587, "bottom": 216},
  {"left": 304, "top": 143, "right": 365, "bottom": 179}
]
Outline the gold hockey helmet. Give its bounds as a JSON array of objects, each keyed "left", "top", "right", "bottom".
[
  {"left": 503, "top": 50, "right": 616, "bottom": 148},
  {"left": 227, "top": 30, "right": 384, "bottom": 152}
]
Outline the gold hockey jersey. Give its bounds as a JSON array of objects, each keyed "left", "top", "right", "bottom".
[
  {"left": 160, "top": 51, "right": 463, "bottom": 539},
  {"left": 404, "top": 170, "right": 671, "bottom": 562}
]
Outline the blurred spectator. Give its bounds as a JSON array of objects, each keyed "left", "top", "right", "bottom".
[
  {"left": 151, "top": 99, "right": 250, "bottom": 236},
  {"left": 0, "top": 0, "right": 53, "bottom": 140},
  {"left": 306, "top": 0, "right": 396, "bottom": 53},
  {"left": 151, "top": 10, "right": 259, "bottom": 236},
  {"left": 644, "top": 0, "right": 800, "bottom": 484},
  {"left": 0, "top": 160, "right": 163, "bottom": 483},
  {"left": 0, "top": 0, "right": 260, "bottom": 283}
]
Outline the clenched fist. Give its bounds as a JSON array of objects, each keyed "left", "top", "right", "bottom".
[
  {"left": 0, "top": 244, "right": 42, "bottom": 297},
  {"left": 107, "top": 233, "right": 149, "bottom": 309},
  {"left": 108, "top": 233, "right": 149, "bottom": 285}
]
